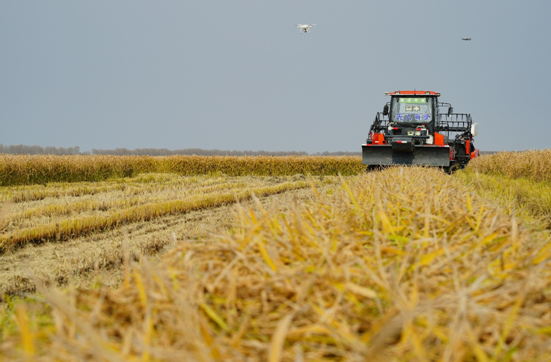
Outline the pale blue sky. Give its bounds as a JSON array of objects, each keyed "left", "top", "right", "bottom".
[{"left": 1, "top": 1, "right": 549, "bottom": 153}]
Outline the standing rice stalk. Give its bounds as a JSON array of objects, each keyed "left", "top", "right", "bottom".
[
  {"left": 467, "top": 149, "right": 551, "bottom": 183},
  {"left": 0, "top": 155, "right": 364, "bottom": 186}
]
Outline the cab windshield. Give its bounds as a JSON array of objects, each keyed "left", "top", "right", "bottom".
[{"left": 391, "top": 97, "right": 433, "bottom": 123}]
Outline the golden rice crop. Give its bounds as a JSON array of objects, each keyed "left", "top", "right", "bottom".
[
  {"left": 0, "top": 154, "right": 155, "bottom": 186},
  {"left": 456, "top": 169, "right": 551, "bottom": 228},
  {"left": 468, "top": 149, "right": 551, "bottom": 183},
  {"left": 2, "top": 167, "right": 550, "bottom": 361},
  {"left": 0, "top": 155, "right": 364, "bottom": 186}
]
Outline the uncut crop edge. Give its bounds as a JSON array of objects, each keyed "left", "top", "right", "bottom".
[{"left": 0, "top": 155, "right": 364, "bottom": 186}]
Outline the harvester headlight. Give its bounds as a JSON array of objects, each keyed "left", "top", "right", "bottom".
[{"left": 415, "top": 131, "right": 421, "bottom": 136}]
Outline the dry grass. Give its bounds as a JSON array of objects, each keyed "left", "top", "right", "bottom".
[
  {"left": 0, "top": 155, "right": 363, "bottom": 186},
  {"left": 0, "top": 174, "right": 329, "bottom": 254},
  {"left": 467, "top": 149, "right": 551, "bottom": 183},
  {"left": 0, "top": 173, "right": 338, "bottom": 299},
  {"left": 0, "top": 185, "right": 327, "bottom": 299},
  {"left": 0, "top": 173, "right": 233, "bottom": 203},
  {"left": 0, "top": 203, "right": 10, "bottom": 231},
  {"left": 2, "top": 167, "right": 550, "bottom": 361},
  {"left": 0, "top": 181, "right": 309, "bottom": 253},
  {"left": 8, "top": 183, "right": 248, "bottom": 221}
]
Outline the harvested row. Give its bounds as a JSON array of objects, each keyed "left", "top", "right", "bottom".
[
  {"left": 0, "top": 181, "right": 331, "bottom": 299},
  {"left": 467, "top": 149, "right": 551, "bottom": 183},
  {"left": 8, "top": 181, "right": 248, "bottom": 224},
  {"left": 2, "top": 182, "right": 128, "bottom": 203},
  {"left": 2, "top": 174, "right": 313, "bottom": 233},
  {"left": 0, "top": 181, "right": 310, "bottom": 254},
  {"left": 0, "top": 173, "right": 230, "bottom": 203},
  {"left": 0, "top": 155, "right": 364, "bottom": 186},
  {"left": 3, "top": 167, "right": 550, "bottom": 361}
]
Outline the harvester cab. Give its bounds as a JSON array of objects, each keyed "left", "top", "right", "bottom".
[{"left": 362, "top": 90, "right": 479, "bottom": 172}]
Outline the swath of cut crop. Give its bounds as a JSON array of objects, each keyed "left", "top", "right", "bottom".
[
  {"left": 0, "top": 181, "right": 331, "bottom": 300},
  {"left": 8, "top": 181, "right": 248, "bottom": 223},
  {"left": 0, "top": 181, "right": 310, "bottom": 253},
  {"left": 0, "top": 173, "right": 222, "bottom": 203}
]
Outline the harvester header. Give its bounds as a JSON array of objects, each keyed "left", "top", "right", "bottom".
[{"left": 362, "top": 90, "right": 478, "bottom": 173}]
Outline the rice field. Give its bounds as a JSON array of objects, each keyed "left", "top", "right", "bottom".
[
  {"left": 0, "top": 153, "right": 550, "bottom": 361},
  {"left": 467, "top": 149, "right": 551, "bottom": 183},
  {"left": 0, "top": 177, "right": 313, "bottom": 254},
  {"left": 0, "top": 173, "right": 334, "bottom": 300},
  {"left": 0, "top": 155, "right": 363, "bottom": 186}
]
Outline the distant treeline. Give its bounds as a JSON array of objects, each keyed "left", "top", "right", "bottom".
[
  {"left": 92, "top": 148, "right": 362, "bottom": 156},
  {"left": 91, "top": 148, "right": 309, "bottom": 156},
  {"left": 479, "top": 151, "right": 499, "bottom": 155},
  {"left": 0, "top": 144, "right": 82, "bottom": 155},
  {"left": 0, "top": 144, "right": 361, "bottom": 156}
]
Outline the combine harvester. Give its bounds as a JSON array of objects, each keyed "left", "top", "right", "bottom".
[{"left": 363, "top": 91, "right": 479, "bottom": 173}]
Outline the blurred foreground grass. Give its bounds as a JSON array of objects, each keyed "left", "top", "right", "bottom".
[{"left": 1, "top": 167, "right": 550, "bottom": 361}]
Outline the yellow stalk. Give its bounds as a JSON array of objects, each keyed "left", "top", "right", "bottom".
[
  {"left": 257, "top": 239, "right": 278, "bottom": 272},
  {"left": 15, "top": 304, "right": 35, "bottom": 358},
  {"left": 199, "top": 303, "right": 229, "bottom": 332},
  {"left": 268, "top": 313, "right": 294, "bottom": 362},
  {"left": 134, "top": 273, "right": 148, "bottom": 309},
  {"left": 142, "top": 309, "right": 153, "bottom": 362}
]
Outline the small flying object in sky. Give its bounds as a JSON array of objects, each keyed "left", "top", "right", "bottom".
[
  {"left": 296, "top": 24, "right": 315, "bottom": 34},
  {"left": 461, "top": 38, "right": 472, "bottom": 41}
]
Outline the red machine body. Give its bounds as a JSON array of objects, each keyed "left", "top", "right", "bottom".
[{"left": 363, "top": 91, "right": 479, "bottom": 172}]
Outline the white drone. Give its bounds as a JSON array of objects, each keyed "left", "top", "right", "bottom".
[{"left": 296, "top": 24, "right": 315, "bottom": 34}]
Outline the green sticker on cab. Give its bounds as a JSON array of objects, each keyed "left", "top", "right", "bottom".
[{"left": 400, "top": 98, "right": 427, "bottom": 103}]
